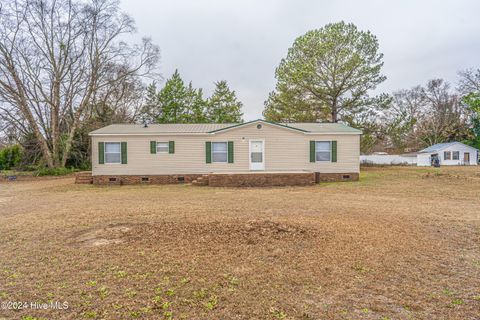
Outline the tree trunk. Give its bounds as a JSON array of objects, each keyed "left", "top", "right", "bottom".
[
  {"left": 331, "top": 99, "right": 338, "bottom": 122},
  {"left": 8, "top": 61, "right": 55, "bottom": 167},
  {"left": 61, "top": 92, "right": 94, "bottom": 167},
  {"left": 51, "top": 80, "right": 62, "bottom": 167},
  {"left": 61, "top": 119, "right": 79, "bottom": 167}
]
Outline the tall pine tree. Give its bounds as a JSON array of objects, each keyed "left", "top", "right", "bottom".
[
  {"left": 184, "top": 83, "right": 208, "bottom": 123},
  {"left": 140, "top": 82, "right": 161, "bottom": 123},
  {"left": 158, "top": 70, "right": 188, "bottom": 123},
  {"left": 207, "top": 81, "right": 243, "bottom": 123},
  {"left": 140, "top": 74, "right": 244, "bottom": 124},
  {"left": 263, "top": 22, "right": 386, "bottom": 123}
]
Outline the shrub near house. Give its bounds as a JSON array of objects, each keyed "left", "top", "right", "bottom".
[{"left": 0, "top": 145, "right": 22, "bottom": 170}]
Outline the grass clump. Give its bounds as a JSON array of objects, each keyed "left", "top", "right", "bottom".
[
  {"left": 447, "top": 298, "right": 464, "bottom": 308},
  {"left": 270, "top": 307, "right": 287, "bottom": 319},
  {"left": 98, "top": 286, "right": 109, "bottom": 299},
  {"left": 204, "top": 295, "right": 218, "bottom": 310},
  {"left": 83, "top": 311, "right": 97, "bottom": 318}
]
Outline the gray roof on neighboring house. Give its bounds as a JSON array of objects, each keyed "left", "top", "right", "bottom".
[
  {"left": 89, "top": 120, "right": 362, "bottom": 135},
  {"left": 419, "top": 142, "right": 478, "bottom": 153}
]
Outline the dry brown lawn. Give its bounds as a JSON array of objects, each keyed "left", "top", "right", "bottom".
[{"left": 0, "top": 166, "right": 479, "bottom": 320}]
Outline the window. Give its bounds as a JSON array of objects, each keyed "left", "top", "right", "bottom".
[
  {"left": 156, "top": 142, "right": 169, "bottom": 153},
  {"left": 212, "top": 142, "right": 228, "bottom": 163},
  {"left": 444, "top": 151, "right": 451, "bottom": 160},
  {"left": 105, "top": 142, "right": 121, "bottom": 164},
  {"left": 315, "top": 141, "right": 331, "bottom": 161},
  {"left": 452, "top": 151, "right": 459, "bottom": 160},
  {"left": 250, "top": 141, "right": 263, "bottom": 163}
]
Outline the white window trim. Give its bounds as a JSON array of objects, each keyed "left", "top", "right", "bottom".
[
  {"left": 156, "top": 141, "right": 169, "bottom": 154},
  {"left": 104, "top": 142, "right": 121, "bottom": 164},
  {"left": 315, "top": 141, "right": 332, "bottom": 162},
  {"left": 211, "top": 141, "right": 228, "bottom": 163},
  {"left": 444, "top": 151, "right": 451, "bottom": 160}
]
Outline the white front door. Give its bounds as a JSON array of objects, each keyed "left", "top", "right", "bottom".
[{"left": 249, "top": 140, "right": 265, "bottom": 171}]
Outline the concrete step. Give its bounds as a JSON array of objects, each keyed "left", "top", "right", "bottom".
[{"left": 191, "top": 174, "right": 209, "bottom": 186}]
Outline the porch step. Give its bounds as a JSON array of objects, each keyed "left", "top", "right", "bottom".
[
  {"left": 191, "top": 174, "right": 210, "bottom": 186},
  {"left": 75, "top": 171, "right": 93, "bottom": 184}
]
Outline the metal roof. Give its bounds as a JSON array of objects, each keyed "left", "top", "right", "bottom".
[
  {"left": 89, "top": 120, "right": 362, "bottom": 135},
  {"left": 419, "top": 142, "right": 478, "bottom": 153},
  {"left": 283, "top": 122, "right": 361, "bottom": 133},
  {"left": 89, "top": 123, "right": 233, "bottom": 135}
]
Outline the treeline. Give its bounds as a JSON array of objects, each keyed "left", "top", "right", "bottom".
[
  {"left": 0, "top": 2, "right": 478, "bottom": 171},
  {"left": 0, "top": 0, "right": 159, "bottom": 169},
  {"left": 262, "top": 22, "right": 480, "bottom": 154},
  {"left": 376, "top": 74, "right": 479, "bottom": 153},
  {"left": 0, "top": 0, "right": 244, "bottom": 171},
  {"left": 140, "top": 70, "right": 243, "bottom": 124}
]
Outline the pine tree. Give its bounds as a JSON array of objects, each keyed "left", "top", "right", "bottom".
[
  {"left": 140, "top": 74, "right": 243, "bottom": 124},
  {"left": 207, "top": 81, "right": 243, "bottom": 123},
  {"left": 157, "top": 70, "right": 188, "bottom": 123},
  {"left": 140, "top": 82, "right": 161, "bottom": 123},
  {"left": 184, "top": 82, "right": 208, "bottom": 123},
  {"left": 263, "top": 22, "right": 386, "bottom": 123}
]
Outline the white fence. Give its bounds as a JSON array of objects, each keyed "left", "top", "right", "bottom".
[{"left": 360, "top": 155, "right": 417, "bottom": 165}]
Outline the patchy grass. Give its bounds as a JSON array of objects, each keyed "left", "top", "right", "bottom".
[{"left": 0, "top": 166, "right": 479, "bottom": 319}]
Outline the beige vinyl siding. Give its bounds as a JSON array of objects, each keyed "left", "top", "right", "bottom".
[{"left": 91, "top": 122, "right": 360, "bottom": 175}]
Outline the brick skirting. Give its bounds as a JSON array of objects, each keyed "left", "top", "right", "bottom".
[
  {"left": 315, "top": 172, "right": 359, "bottom": 182},
  {"left": 92, "top": 174, "right": 202, "bottom": 185},
  {"left": 90, "top": 172, "right": 359, "bottom": 186},
  {"left": 208, "top": 172, "right": 316, "bottom": 187}
]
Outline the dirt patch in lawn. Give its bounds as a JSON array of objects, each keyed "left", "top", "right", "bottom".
[
  {"left": 243, "top": 219, "right": 306, "bottom": 237},
  {"left": 69, "top": 219, "right": 310, "bottom": 248},
  {"left": 70, "top": 223, "right": 139, "bottom": 247}
]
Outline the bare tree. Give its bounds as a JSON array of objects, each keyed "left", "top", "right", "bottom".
[
  {"left": 382, "top": 86, "right": 424, "bottom": 151},
  {"left": 0, "top": 0, "right": 159, "bottom": 167},
  {"left": 383, "top": 79, "right": 471, "bottom": 151},
  {"left": 458, "top": 68, "right": 480, "bottom": 96},
  {"left": 416, "top": 79, "right": 469, "bottom": 146}
]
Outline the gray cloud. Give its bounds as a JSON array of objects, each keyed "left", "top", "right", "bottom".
[{"left": 121, "top": 0, "right": 480, "bottom": 120}]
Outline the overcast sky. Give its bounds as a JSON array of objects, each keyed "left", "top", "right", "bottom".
[{"left": 121, "top": 0, "right": 480, "bottom": 121}]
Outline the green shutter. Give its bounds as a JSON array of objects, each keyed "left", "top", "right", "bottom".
[
  {"left": 98, "top": 142, "right": 105, "bottom": 164},
  {"left": 205, "top": 142, "right": 212, "bottom": 163},
  {"left": 150, "top": 141, "right": 156, "bottom": 154},
  {"left": 169, "top": 141, "right": 175, "bottom": 154},
  {"left": 331, "top": 140, "right": 337, "bottom": 162},
  {"left": 309, "top": 141, "right": 315, "bottom": 162},
  {"left": 227, "top": 141, "right": 234, "bottom": 163},
  {"left": 121, "top": 142, "right": 127, "bottom": 164}
]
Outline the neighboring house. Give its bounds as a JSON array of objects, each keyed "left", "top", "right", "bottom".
[
  {"left": 416, "top": 142, "right": 478, "bottom": 166},
  {"left": 88, "top": 119, "right": 362, "bottom": 186},
  {"left": 360, "top": 142, "right": 478, "bottom": 167}
]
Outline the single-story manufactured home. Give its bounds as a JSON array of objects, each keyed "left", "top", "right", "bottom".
[
  {"left": 87, "top": 119, "right": 362, "bottom": 186},
  {"left": 360, "top": 141, "right": 478, "bottom": 167}
]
